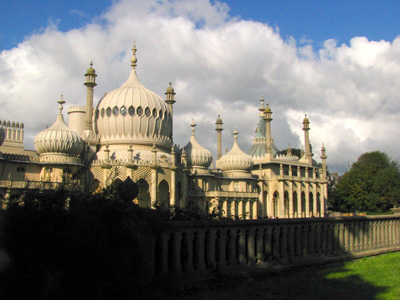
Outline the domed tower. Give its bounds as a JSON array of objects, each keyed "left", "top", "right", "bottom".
[
  {"left": 249, "top": 96, "right": 278, "bottom": 160},
  {"left": 34, "top": 96, "right": 84, "bottom": 165},
  {"left": 218, "top": 128, "right": 253, "bottom": 178},
  {"left": 182, "top": 120, "right": 213, "bottom": 174},
  {"left": 94, "top": 44, "right": 173, "bottom": 161}
]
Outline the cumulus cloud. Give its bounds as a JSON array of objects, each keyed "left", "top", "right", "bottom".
[{"left": 0, "top": 0, "right": 399, "bottom": 174}]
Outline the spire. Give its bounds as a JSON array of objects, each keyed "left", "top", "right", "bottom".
[
  {"left": 190, "top": 119, "right": 196, "bottom": 136},
  {"left": 57, "top": 95, "right": 65, "bottom": 114},
  {"left": 259, "top": 95, "right": 265, "bottom": 111},
  {"left": 131, "top": 42, "right": 137, "bottom": 69},
  {"left": 302, "top": 114, "right": 311, "bottom": 161},
  {"left": 84, "top": 61, "right": 97, "bottom": 131},
  {"left": 321, "top": 143, "right": 327, "bottom": 179},
  {"left": 215, "top": 115, "right": 223, "bottom": 160},
  {"left": 263, "top": 99, "right": 273, "bottom": 157},
  {"left": 233, "top": 127, "right": 238, "bottom": 143}
]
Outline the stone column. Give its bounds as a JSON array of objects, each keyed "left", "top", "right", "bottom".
[
  {"left": 289, "top": 181, "right": 294, "bottom": 218},
  {"left": 305, "top": 184, "right": 310, "bottom": 217},
  {"left": 150, "top": 166, "right": 158, "bottom": 207},
  {"left": 279, "top": 181, "right": 285, "bottom": 218},
  {"left": 170, "top": 167, "right": 176, "bottom": 207},
  {"left": 313, "top": 184, "right": 318, "bottom": 217}
]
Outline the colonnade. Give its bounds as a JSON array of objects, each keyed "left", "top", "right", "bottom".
[
  {"left": 151, "top": 216, "right": 400, "bottom": 276},
  {"left": 262, "top": 181, "right": 328, "bottom": 219}
]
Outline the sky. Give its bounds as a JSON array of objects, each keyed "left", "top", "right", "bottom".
[{"left": 0, "top": 0, "right": 399, "bottom": 174}]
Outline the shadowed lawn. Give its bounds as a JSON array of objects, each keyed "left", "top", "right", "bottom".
[{"left": 161, "top": 252, "right": 400, "bottom": 300}]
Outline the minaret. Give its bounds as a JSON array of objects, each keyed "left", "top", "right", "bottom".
[
  {"left": 263, "top": 96, "right": 273, "bottom": 159},
  {"left": 165, "top": 81, "right": 176, "bottom": 139},
  {"left": 302, "top": 114, "right": 311, "bottom": 161},
  {"left": 321, "top": 143, "right": 327, "bottom": 179},
  {"left": 215, "top": 115, "right": 223, "bottom": 159},
  {"left": 84, "top": 62, "right": 97, "bottom": 131}
]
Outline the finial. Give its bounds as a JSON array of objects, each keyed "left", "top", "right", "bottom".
[
  {"left": 233, "top": 127, "right": 238, "bottom": 142},
  {"left": 190, "top": 119, "right": 196, "bottom": 135},
  {"left": 90, "top": 61, "right": 93, "bottom": 68},
  {"left": 131, "top": 41, "right": 137, "bottom": 69},
  {"left": 260, "top": 95, "right": 264, "bottom": 108},
  {"left": 57, "top": 94, "right": 65, "bottom": 113}
]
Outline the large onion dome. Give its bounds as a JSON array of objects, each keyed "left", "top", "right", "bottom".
[
  {"left": 34, "top": 96, "right": 84, "bottom": 164},
  {"left": 218, "top": 128, "right": 253, "bottom": 177},
  {"left": 94, "top": 44, "right": 172, "bottom": 150},
  {"left": 182, "top": 120, "right": 212, "bottom": 171}
]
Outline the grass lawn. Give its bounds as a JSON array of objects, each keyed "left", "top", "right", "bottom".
[{"left": 162, "top": 252, "right": 400, "bottom": 300}]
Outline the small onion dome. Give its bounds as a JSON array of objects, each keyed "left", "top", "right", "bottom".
[
  {"left": 182, "top": 120, "right": 212, "bottom": 168},
  {"left": 215, "top": 114, "right": 223, "bottom": 125},
  {"left": 303, "top": 114, "right": 309, "bottom": 122},
  {"left": 34, "top": 96, "right": 84, "bottom": 159},
  {"left": 166, "top": 81, "right": 174, "bottom": 93},
  {"left": 219, "top": 128, "right": 253, "bottom": 172},
  {"left": 86, "top": 61, "right": 96, "bottom": 74}
]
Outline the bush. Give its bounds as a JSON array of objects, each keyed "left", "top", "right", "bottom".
[{"left": 0, "top": 187, "right": 161, "bottom": 300}]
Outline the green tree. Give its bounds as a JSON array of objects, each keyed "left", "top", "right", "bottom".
[{"left": 330, "top": 151, "right": 400, "bottom": 213}]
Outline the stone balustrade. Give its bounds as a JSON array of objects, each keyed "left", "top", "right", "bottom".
[{"left": 148, "top": 216, "right": 400, "bottom": 280}]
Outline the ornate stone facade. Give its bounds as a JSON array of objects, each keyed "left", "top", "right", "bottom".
[{"left": 0, "top": 45, "right": 328, "bottom": 218}]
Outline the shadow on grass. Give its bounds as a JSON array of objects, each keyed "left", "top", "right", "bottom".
[{"left": 154, "top": 257, "right": 393, "bottom": 300}]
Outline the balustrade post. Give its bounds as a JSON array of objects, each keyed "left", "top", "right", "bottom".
[
  {"left": 287, "top": 225, "right": 295, "bottom": 261},
  {"left": 185, "top": 231, "right": 194, "bottom": 272},
  {"left": 194, "top": 231, "right": 206, "bottom": 272},
  {"left": 247, "top": 229, "right": 256, "bottom": 265},
  {"left": 264, "top": 227, "right": 272, "bottom": 261},
  {"left": 255, "top": 228, "right": 263, "bottom": 263},
  {"left": 216, "top": 229, "right": 226, "bottom": 269},
  {"left": 237, "top": 229, "right": 246, "bottom": 265}
]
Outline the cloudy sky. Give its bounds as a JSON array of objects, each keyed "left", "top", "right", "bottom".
[{"left": 0, "top": 0, "right": 399, "bottom": 174}]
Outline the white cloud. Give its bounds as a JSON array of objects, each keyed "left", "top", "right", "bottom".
[{"left": 1, "top": 0, "right": 399, "bottom": 174}]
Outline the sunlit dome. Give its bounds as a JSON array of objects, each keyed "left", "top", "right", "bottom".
[
  {"left": 94, "top": 44, "right": 172, "bottom": 150},
  {"left": 183, "top": 120, "right": 213, "bottom": 169},
  {"left": 218, "top": 128, "right": 253, "bottom": 177},
  {"left": 34, "top": 97, "right": 84, "bottom": 164}
]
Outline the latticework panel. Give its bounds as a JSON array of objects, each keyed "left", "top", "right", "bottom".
[
  {"left": 157, "top": 168, "right": 171, "bottom": 188},
  {"left": 131, "top": 166, "right": 151, "bottom": 183},
  {"left": 91, "top": 167, "right": 103, "bottom": 182}
]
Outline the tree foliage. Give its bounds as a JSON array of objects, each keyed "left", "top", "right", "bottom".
[{"left": 329, "top": 151, "right": 400, "bottom": 213}]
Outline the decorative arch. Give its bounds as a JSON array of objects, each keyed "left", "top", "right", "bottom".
[
  {"left": 158, "top": 180, "right": 170, "bottom": 208},
  {"left": 272, "top": 191, "right": 279, "bottom": 218},
  {"left": 293, "top": 191, "right": 298, "bottom": 218},
  {"left": 317, "top": 192, "right": 321, "bottom": 217},
  {"left": 309, "top": 192, "right": 314, "bottom": 217},
  {"left": 136, "top": 179, "right": 150, "bottom": 208},
  {"left": 284, "top": 191, "right": 289, "bottom": 218},
  {"left": 301, "top": 192, "right": 306, "bottom": 218}
]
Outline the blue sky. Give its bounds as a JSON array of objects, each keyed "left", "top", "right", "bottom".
[
  {"left": 0, "top": 0, "right": 400, "bottom": 173},
  {"left": 1, "top": 0, "right": 399, "bottom": 50}
]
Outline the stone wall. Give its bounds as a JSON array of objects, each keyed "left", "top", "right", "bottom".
[{"left": 149, "top": 216, "right": 400, "bottom": 281}]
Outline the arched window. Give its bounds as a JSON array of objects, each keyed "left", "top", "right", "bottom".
[
  {"left": 273, "top": 191, "right": 279, "bottom": 218},
  {"left": 293, "top": 191, "right": 298, "bottom": 218},
  {"left": 284, "top": 191, "right": 289, "bottom": 218},
  {"left": 301, "top": 192, "right": 306, "bottom": 218},
  {"left": 158, "top": 180, "right": 170, "bottom": 208},
  {"left": 309, "top": 192, "right": 314, "bottom": 217},
  {"left": 136, "top": 179, "right": 150, "bottom": 208}
]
